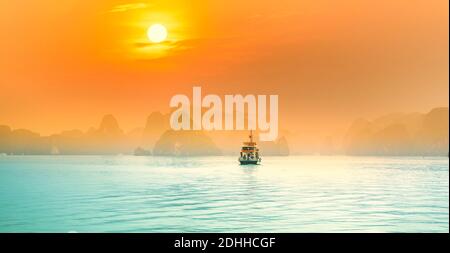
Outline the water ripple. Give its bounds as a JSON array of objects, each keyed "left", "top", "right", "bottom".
[{"left": 0, "top": 155, "right": 448, "bottom": 232}]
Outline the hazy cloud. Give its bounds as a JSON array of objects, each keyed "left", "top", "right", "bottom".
[{"left": 108, "top": 2, "right": 149, "bottom": 13}]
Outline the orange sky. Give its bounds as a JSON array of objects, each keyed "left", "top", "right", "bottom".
[{"left": 0, "top": 0, "right": 448, "bottom": 135}]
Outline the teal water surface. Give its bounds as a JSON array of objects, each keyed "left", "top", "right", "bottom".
[{"left": 0, "top": 156, "right": 448, "bottom": 232}]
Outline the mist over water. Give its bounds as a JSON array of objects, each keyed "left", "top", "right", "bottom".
[{"left": 0, "top": 156, "right": 448, "bottom": 232}]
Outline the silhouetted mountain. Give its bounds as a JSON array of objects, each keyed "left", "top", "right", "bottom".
[
  {"left": 371, "top": 124, "right": 412, "bottom": 155},
  {"left": 141, "top": 112, "right": 170, "bottom": 150},
  {"left": 134, "top": 146, "right": 152, "bottom": 156},
  {"left": 259, "top": 136, "right": 290, "bottom": 156},
  {"left": 0, "top": 125, "right": 12, "bottom": 154},
  {"left": 97, "top": 114, "right": 123, "bottom": 136},
  {"left": 415, "top": 107, "right": 449, "bottom": 155},
  {"left": 49, "top": 129, "right": 86, "bottom": 155},
  {"left": 50, "top": 115, "right": 131, "bottom": 155},
  {"left": 344, "top": 107, "right": 448, "bottom": 156},
  {"left": 204, "top": 130, "right": 291, "bottom": 156},
  {"left": 0, "top": 127, "right": 51, "bottom": 155},
  {"left": 153, "top": 130, "right": 221, "bottom": 156},
  {"left": 0, "top": 107, "right": 447, "bottom": 156},
  {"left": 81, "top": 114, "right": 128, "bottom": 154},
  {"left": 371, "top": 112, "right": 423, "bottom": 134}
]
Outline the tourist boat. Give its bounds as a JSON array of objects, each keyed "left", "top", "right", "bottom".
[{"left": 238, "top": 130, "right": 261, "bottom": 165}]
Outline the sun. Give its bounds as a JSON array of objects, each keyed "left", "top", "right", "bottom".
[{"left": 147, "top": 24, "right": 168, "bottom": 43}]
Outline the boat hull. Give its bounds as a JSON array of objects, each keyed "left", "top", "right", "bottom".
[{"left": 239, "top": 159, "right": 260, "bottom": 165}]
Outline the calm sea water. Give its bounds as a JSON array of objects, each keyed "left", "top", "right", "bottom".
[{"left": 0, "top": 155, "right": 448, "bottom": 232}]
